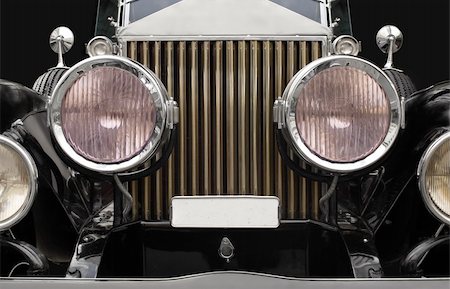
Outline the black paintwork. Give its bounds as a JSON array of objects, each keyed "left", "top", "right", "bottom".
[
  {"left": 368, "top": 81, "right": 450, "bottom": 276},
  {"left": 0, "top": 80, "right": 45, "bottom": 132},
  {"left": 97, "top": 221, "right": 353, "bottom": 278},
  {"left": 0, "top": 237, "right": 48, "bottom": 276},
  {"left": 402, "top": 235, "right": 450, "bottom": 276}
]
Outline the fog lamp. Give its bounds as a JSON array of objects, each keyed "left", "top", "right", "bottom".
[
  {"left": 418, "top": 132, "right": 450, "bottom": 224},
  {"left": 0, "top": 135, "right": 37, "bottom": 231}
]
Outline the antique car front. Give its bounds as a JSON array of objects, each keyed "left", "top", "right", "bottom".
[{"left": 0, "top": 0, "right": 449, "bottom": 287}]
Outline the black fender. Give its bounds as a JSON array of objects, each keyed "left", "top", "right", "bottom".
[
  {"left": 406, "top": 81, "right": 450, "bottom": 143},
  {"left": 373, "top": 81, "right": 450, "bottom": 275},
  {"left": 3, "top": 111, "right": 89, "bottom": 271},
  {"left": 0, "top": 80, "right": 46, "bottom": 132}
]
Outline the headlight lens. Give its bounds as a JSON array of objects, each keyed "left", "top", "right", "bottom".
[
  {"left": 418, "top": 132, "right": 450, "bottom": 224},
  {"left": 279, "top": 55, "right": 401, "bottom": 173},
  {"left": 61, "top": 66, "right": 156, "bottom": 163},
  {"left": 296, "top": 66, "right": 390, "bottom": 163},
  {"left": 49, "top": 55, "right": 174, "bottom": 173},
  {"left": 0, "top": 135, "right": 37, "bottom": 231}
]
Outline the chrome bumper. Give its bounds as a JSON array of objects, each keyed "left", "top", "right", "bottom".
[{"left": 1, "top": 272, "right": 449, "bottom": 289}]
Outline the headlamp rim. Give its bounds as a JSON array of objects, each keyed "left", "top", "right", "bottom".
[
  {"left": 0, "top": 135, "right": 38, "bottom": 231},
  {"left": 418, "top": 131, "right": 450, "bottom": 225},
  {"left": 281, "top": 55, "right": 401, "bottom": 173},
  {"left": 48, "top": 55, "right": 170, "bottom": 174}
]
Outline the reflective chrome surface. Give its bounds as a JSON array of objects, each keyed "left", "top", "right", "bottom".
[
  {"left": 48, "top": 55, "right": 177, "bottom": 173},
  {"left": 418, "top": 131, "right": 450, "bottom": 225},
  {"left": 49, "top": 26, "right": 74, "bottom": 68},
  {"left": 86, "top": 36, "right": 114, "bottom": 57},
  {"left": 0, "top": 135, "right": 38, "bottom": 231},
  {"left": 376, "top": 25, "right": 403, "bottom": 69},
  {"left": 277, "top": 55, "right": 401, "bottom": 173},
  {"left": 332, "top": 35, "right": 360, "bottom": 56}
]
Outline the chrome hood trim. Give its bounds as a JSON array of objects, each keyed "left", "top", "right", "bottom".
[{"left": 117, "top": 0, "right": 331, "bottom": 41}]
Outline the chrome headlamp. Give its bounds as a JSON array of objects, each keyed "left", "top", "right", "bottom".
[
  {"left": 0, "top": 135, "right": 37, "bottom": 231},
  {"left": 332, "top": 35, "right": 360, "bottom": 56},
  {"left": 48, "top": 55, "right": 178, "bottom": 174},
  {"left": 418, "top": 132, "right": 450, "bottom": 225},
  {"left": 86, "top": 36, "right": 114, "bottom": 57},
  {"left": 274, "top": 55, "right": 402, "bottom": 173}
]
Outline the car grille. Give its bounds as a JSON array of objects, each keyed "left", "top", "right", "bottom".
[{"left": 126, "top": 40, "right": 325, "bottom": 221}]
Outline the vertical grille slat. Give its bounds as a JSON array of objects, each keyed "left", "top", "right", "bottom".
[
  {"left": 178, "top": 42, "right": 188, "bottom": 196},
  {"left": 190, "top": 41, "right": 200, "bottom": 196},
  {"left": 238, "top": 41, "right": 249, "bottom": 195},
  {"left": 262, "top": 41, "right": 274, "bottom": 197},
  {"left": 202, "top": 41, "right": 212, "bottom": 195},
  {"left": 225, "top": 41, "right": 238, "bottom": 195},
  {"left": 213, "top": 41, "right": 224, "bottom": 195},
  {"left": 249, "top": 41, "right": 261, "bottom": 196},
  {"left": 128, "top": 39, "right": 324, "bottom": 221}
]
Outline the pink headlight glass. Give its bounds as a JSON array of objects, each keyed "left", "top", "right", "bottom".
[
  {"left": 295, "top": 66, "right": 390, "bottom": 163},
  {"left": 61, "top": 66, "right": 156, "bottom": 163}
]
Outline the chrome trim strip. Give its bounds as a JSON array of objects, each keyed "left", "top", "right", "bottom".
[{"left": 119, "top": 35, "right": 329, "bottom": 42}]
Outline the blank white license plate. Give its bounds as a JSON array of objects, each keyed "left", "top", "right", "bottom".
[{"left": 171, "top": 196, "right": 280, "bottom": 228}]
